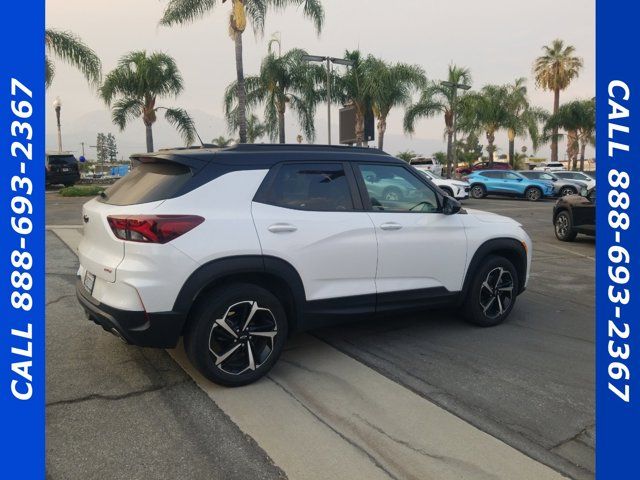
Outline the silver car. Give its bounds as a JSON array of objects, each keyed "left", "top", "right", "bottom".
[{"left": 518, "top": 170, "right": 586, "bottom": 197}]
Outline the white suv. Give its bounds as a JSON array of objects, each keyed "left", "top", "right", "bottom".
[{"left": 77, "top": 145, "right": 532, "bottom": 386}]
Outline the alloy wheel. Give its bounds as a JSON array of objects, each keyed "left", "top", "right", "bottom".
[
  {"left": 560, "top": 187, "right": 575, "bottom": 196},
  {"left": 471, "top": 186, "right": 484, "bottom": 199},
  {"left": 527, "top": 188, "right": 541, "bottom": 201},
  {"left": 556, "top": 214, "right": 570, "bottom": 238},
  {"left": 208, "top": 300, "right": 278, "bottom": 375},
  {"left": 479, "top": 267, "right": 514, "bottom": 320}
]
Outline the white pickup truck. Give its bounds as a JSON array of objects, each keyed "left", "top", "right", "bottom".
[
  {"left": 409, "top": 156, "right": 443, "bottom": 176},
  {"left": 532, "top": 162, "right": 565, "bottom": 172}
]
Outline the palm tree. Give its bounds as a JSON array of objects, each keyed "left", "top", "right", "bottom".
[
  {"left": 533, "top": 39, "right": 583, "bottom": 162},
  {"left": 332, "top": 50, "right": 377, "bottom": 146},
  {"left": 159, "top": 0, "right": 324, "bottom": 143},
  {"left": 503, "top": 78, "right": 548, "bottom": 165},
  {"left": 246, "top": 114, "right": 267, "bottom": 143},
  {"left": 544, "top": 99, "right": 594, "bottom": 171},
  {"left": 368, "top": 59, "right": 426, "bottom": 150},
  {"left": 45, "top": 29, "right": 101, "bottom": 88},
  {"left": 458, "top": 84, "right": 510, "bottom": 166},
  {"left": 404, "top": 64, "right": 472, "bottom": 175},
  {"left": 224, "top": 47, "right": 322, "bottom": 143},
  {"left": 99, "top": 51, "right": 197, "bottom": 153},
  {"left": 212, "top": 135, "right": 235, "bottom": 147}
]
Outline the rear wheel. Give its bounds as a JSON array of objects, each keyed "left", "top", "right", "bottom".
[
  {"left": 184, "top": 283, "right": 288, "bottom": 387},
  {"left": 554, "top": 211, "right": 577, "bottom": 242},
  {"left": 470, "top": 184, "right": 486, "bottom": 199},
  {"left": 525, "top": 187, "right": 542, "bottom": 202},
  {"left": 463, "top": 255, "right": 518, "bottom": 327}
]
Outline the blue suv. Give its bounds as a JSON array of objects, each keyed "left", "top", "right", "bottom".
[{"left": 467, "top": 170, "right": 554, "bottom": 202}]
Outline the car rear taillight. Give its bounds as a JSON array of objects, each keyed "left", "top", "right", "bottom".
[{"left": 107, "top": 215, "right": 204, "bottom": 244}]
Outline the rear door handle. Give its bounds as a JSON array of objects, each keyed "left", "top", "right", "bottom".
[
  {"left": 268, "top": 223, "right": 298, "bottom": 233},
  {"left": 380, "top": 222, "right": 403, "bottom": 231}
]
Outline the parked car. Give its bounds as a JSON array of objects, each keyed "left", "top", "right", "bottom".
[
  {"left": 418, "top": 169, "right": 470, "bottom": 200},
  {"left": 553, "top": 188, "right": 595, "bottom": 241},
  {"left": 467, "top": 170, "right": 554, "bottom": 201},
  {"left": 517, "top": 170, "right": 587, "bottom": 197},
  {"left": 77, "top": 144, "right": 532, "bottom": 386},
  {"left": 456, "top": 161, "right": 512, "bottom": 176},
  {"left": 532, "top": 162, "right": 565, "bottom": 172},
  {"left": 46, "top": 152, "right": 80, "bottom": 186},
  {"left": 554, "top": 171, "right": 596, "bottom": 190},
  {"left": 409, "top": 156, "right": 443, "bottom": 176}
]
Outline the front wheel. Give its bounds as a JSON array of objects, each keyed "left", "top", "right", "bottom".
[
  {"left": 184, "top": 283, "right": 288, "bottom": 387},
  {"left": 554, "top": 211, "right": 578, "bottom": 242},
  {"left": 559, "top": 186, "right": 576, "bottom": 197},
  {"left": 525, "top": 187, "right": 542, "bottom": 202},
  {"left": 463, "top": 255, "right": 518, "bottom": 327},
  {"left": 470, "top": 184, "right": 486, "bottom": 199}
]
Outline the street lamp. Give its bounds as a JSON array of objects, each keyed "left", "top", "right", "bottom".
[
  {"left": 440, "top": 81, "right": 470, "bottom": 177},
  {"left": 302, "top": 54, "right": 355, "bottom": 145},
  {"left": 53, "top": 96, "right": 63, "bottom": 153}
]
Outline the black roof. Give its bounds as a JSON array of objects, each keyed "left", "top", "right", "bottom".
[{"left": 131, "top": 143, "right": 399, "bottom": 168}]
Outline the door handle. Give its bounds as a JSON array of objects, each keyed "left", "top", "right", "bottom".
[
  {"left": 380, "top": 222, "right": 403, "bottom": 231},
  {"left": 268, "top": 223, "right": 298, "bottom": 233}
]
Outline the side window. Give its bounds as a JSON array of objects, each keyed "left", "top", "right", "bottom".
[
  {"left": 482, "top": 172, "right": 501, "bottom": 179},
  {"left": 357, "top": 164, "right": 439, "bottom": 213},
  {"left": 260, "top": 163, "right": 354, "bottom": 212},
  {"left": 503, "top": 172, "right": 520, "bottom": 180}
]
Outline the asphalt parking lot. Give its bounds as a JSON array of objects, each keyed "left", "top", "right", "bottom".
[{"left": 46, "top": 192, "right": 594, "bottom": 480}]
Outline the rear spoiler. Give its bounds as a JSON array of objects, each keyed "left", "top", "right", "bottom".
[{"left": 129, "top": 153, "right": 210, "bottom": 173}]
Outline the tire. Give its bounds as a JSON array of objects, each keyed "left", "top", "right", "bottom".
[
  {"left": 382, "top": 187, "right": 403, "bottom": 202},
  {"left": 470, "top": 184, "right": 486, "bottom": 199},
  {"left": 559, "top": 186, "right": 576, "bottom": 197},
  {"left": 525, "top": 187, "right": 542, "bottom": 202},
  {"left": 463, "top": 255, "right": 519, "bottom": 327},
  {"left": 184, "top": 283, "right": 288, "bottom": 387},
  {"left": 554, "top": 211, "right": 577, "bottom": 242},
  {"left": 440, "top": 187, "right": 454, "bottom": 197}
]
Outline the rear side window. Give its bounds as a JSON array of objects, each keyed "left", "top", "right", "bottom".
[
  {"left": 482, "top": 172, "right": 502, "bottom": 179},
  {"left": 100, "top": 161, "right": 192, "bottom": 206},
  {"left": 258, "top": 163, "right": 354, "bottom": 211}
]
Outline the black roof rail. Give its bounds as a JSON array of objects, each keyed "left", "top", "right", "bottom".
[{"left": 222, "top": 143, "right": 390, "bottom": 155}]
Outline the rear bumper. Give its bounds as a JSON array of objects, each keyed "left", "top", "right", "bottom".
[{"left": 76, "top": 278, "right": 185, "bottom": 348}]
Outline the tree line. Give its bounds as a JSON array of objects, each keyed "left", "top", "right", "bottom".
[{"left": 45, "top": 1, "right": 593, "bottom": 171}]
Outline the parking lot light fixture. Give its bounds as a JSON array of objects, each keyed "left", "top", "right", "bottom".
[{"left": 302, "top": 55, "right": 354, "bottom": 145}]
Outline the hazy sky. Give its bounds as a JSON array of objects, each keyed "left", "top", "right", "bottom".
[{"left": 46, "top": 0, "right": 595, "bottom": 159}]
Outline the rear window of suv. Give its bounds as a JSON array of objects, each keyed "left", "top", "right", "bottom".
[
  {"left": 47, "top": 154, "right": 77, "bottom": 166},
  {"left": 100, "top": 161, "right": 192, "bottom": 206},
  {"left": 258, "top": 163, "right": 354, "bottom": 212}
]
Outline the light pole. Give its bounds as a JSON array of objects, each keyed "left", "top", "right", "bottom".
[
  {"left": 302, "top": 55, "right": 354, "bottom": 145},
  {"left": 440, "top": 81, "right": 470, "bottom": 177},
  {"left": 53, "top": 96, "right": 63, "bottom": 153}
]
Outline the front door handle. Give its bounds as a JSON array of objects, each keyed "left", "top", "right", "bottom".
[
  {"left": 380, "top": 222, "right": 403, "bottom": 231},
  {"left": 268, "top": 223, "right": 298, "bottom": 233}
]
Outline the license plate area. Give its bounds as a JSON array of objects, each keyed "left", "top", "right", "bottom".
[{"left": 83, "top": 271, "right": 96, "bottom": 294}]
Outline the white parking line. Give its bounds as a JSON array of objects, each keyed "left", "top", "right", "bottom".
[{"left": 52, "top": 228, "right": 566, "bottom": 480}]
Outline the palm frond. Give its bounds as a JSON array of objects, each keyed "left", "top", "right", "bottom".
[
  {"left": 45, "top": 56, "right": 55, "bottom": 89},
  {"left": 159, "top": 0, "right": 217, "bottom": 26},
  {"left": 45, "top": 29, "right": 102, "bottom": 87},
  {"left": 163, "top": 107, "right": 198, "bottom": 146},
  {"left": 111, "top": 98, "right": 144, "bottom": 130}
]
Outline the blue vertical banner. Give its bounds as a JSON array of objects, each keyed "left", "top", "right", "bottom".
[
  {"left": 596, "top": 0, "right": 640, "bottom": 477},
  {"left": 0, "top": 0, "right": 45, "bottom": 478}
]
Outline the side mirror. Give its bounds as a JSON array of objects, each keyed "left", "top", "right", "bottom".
[{"left": 442, "top": 195, "right": 461, "bottom": 215}]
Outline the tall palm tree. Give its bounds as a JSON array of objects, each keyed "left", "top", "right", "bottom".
[
  {"left": 100, "top": 51, "right": 197, "bottom": 153},
  {"left": 332, "top": 50, "right": 377, "bottom": 146},
  {"left": 246, "top": 114, "right": 267, "bottom": 143},
  {"left": 224, "top": 47, "right": 322, "bottom": 143},
  {"left": 45, "top": 29, "right": 102, "bottom": 88},
  {"left": 544, "top": 99, "right": 594, "bottom": 171},
  {"left": 368, "top": 59, "right": 426, "bottom": 150},
  {"left": 458, "top": 84, "right": 510, "bottom": 166},
  {"left": 159, "top": 0, "right": 324, "bottom": 143},
  {"left": 404, "top": 64, "right": 472, "bottom": 175},
  {"left": 503, "top": 78, "right": 548, "bottom": 165},
  {"left": 533, "top": 39, "right": 583, "bottom": 162}
]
